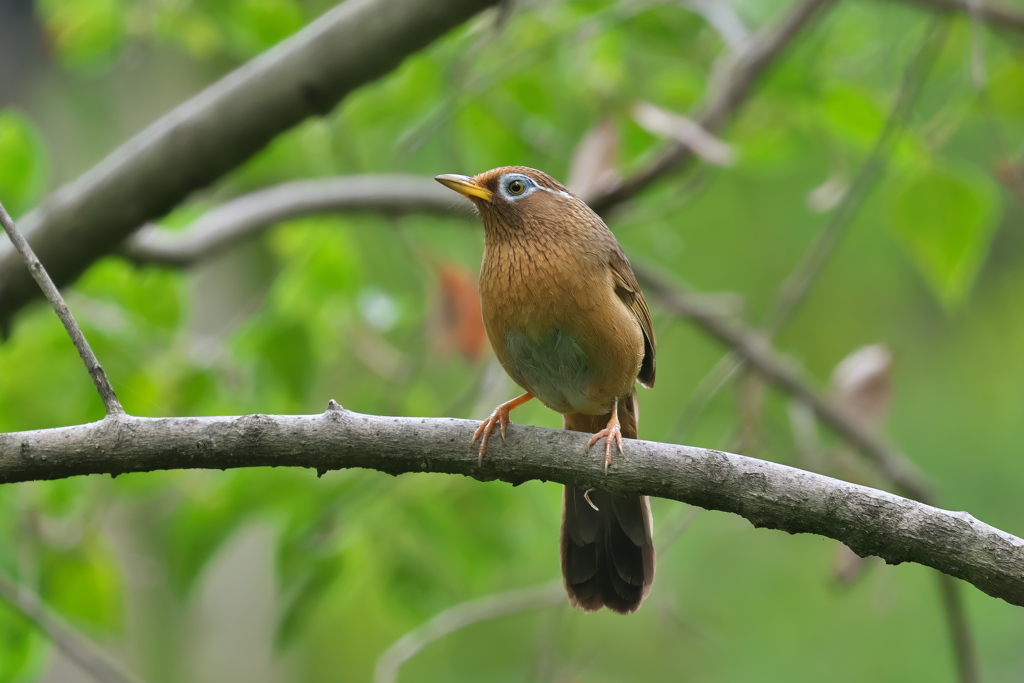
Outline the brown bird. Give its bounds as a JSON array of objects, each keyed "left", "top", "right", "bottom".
[{"left": 435, "top": 166, "right": 656, "bottom": 614}]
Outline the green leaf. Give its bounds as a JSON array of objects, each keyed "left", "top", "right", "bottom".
[
  {"left": 0, "top": 605, "right": 47, "bottom": 683},
  {"left": 820, "top": 85, "right": 887, "bottom": 150},
  {"left": 40, "top": 541, "right": 124, "bottom": 633},
  {"left": 154, "top": 8, "right": 225, "bottom": 60},
  {"left": 226, "top": 0, "right": 305, "bottom": 56},
  {"left": 38, "top": 0, "right": 126, "bottom": 68},
  {"left": 988, "top": 58, "right": 1024, "bottom": 118},
  {"left": 0, "top": 111, "right": 48, "bottom": 218},
  {"left": 275, "top": 555, "right": 342, "bottom": 647},
  {"left": 886, "top": 162, "right": 1001, "bottom": 308}
]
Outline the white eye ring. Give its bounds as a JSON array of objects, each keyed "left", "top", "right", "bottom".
[{"left": 498, "top": 174, "right": 535, "bottom": 201}]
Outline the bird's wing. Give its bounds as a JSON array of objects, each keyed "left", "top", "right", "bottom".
[{"left": 609, "top": 248, "right": 656, "bottom": 388}]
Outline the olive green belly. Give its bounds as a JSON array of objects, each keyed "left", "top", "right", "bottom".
[{"left": 496, "top": 327, "right": 637, "bottom": 415}]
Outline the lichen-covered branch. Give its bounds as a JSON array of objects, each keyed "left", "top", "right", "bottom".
[{"left": 2, "top": 405, "right": 1022, "bottom": 608}]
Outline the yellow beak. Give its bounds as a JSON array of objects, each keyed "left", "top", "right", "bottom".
[{"left": 434, "top": 174, "right": 493, "bottom": 202}]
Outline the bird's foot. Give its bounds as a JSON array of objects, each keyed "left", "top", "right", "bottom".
[
  {"left": 472, "top": 407, "right": 514, "bottom": 465},
  {"left": 471, "top": 393, "right": 534, "bottom": 467},
  {"left": 587, "top": 412, "right": 624, "bottom": 475}
]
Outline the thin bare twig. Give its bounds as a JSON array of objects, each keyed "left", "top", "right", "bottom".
[
  {"left": 373, "top": 581, "right": 564, "bottom": 683},
  {"left": 0, "top": 202, "right": 123, "bottom": 416},
  {"left": 0, "top": 573, "right": 145, "bottom": 683}
]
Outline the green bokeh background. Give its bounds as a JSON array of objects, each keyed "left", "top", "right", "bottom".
[{"left": 1, "top": 0, "right": 1024, "bottom": 681}]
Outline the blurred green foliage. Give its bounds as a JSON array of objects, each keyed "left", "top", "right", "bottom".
[
  {"left": 0, "top": 112, "right": 47, "bottom": 218},
  {"left": 2, "top": 0, "right": 1024, "bottom": 682}
]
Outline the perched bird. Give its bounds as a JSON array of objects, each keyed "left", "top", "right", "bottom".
[{"left": 435, "top": 166, "right": 656, "bottom": 614}]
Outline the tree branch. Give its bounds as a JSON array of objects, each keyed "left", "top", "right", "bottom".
[
  {"left": 0, "top": 573, "right": 146, "bottom": 683},
  {"left": 119, "top": 175, "right": 463, "bottom": 268},
  {"left": 591, "top": 0, "right": 1024, "bottom": 215},
  {"left": 762, "top": 17, "right": 946, "bottom": 336},
  {"left": 588, "top": 0, "right": 838, "bottom": 215},
  {"left": 0, "top": 0, "right": 498, "bottom": 330},
  {"left": 0, "top": 202, "right": 123, "bottom": 415},
  {"left": 3, "top": 0, "right": 1023, "bottom": 328},
  {"left": 118, "top": 175, "right": 933, "bottom": 503},
  {"left": 634, "top": 265, "right": 934, "bottom": 502},
  {"left": 373, "top": 581, "right": 564, "bottom": 683},
  {"left": 1, "top": 404, "right": 1023, "bottom": 608},
  {"left": 894, "top": 0, "right": 1024, "bottom": 32}
]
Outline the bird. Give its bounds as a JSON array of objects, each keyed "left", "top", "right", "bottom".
[{"left": 435, "top": 166, "right": 656, "bottom": 614}]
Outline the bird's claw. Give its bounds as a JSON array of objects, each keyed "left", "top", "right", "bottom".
[
  {"left": 587, "top": 421, "right": 624, "bottom": 475},
  {"left": 472, "top": 406, "right": 514, "bottom": 466}
]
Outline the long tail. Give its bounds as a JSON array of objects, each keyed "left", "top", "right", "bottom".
[{"left": 560, "top": 390, "right": 655, "bottom": 614}]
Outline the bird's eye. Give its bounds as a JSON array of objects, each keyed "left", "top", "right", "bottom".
[{"left": 507, "top": 178, "right": 526, "bottom": 195}]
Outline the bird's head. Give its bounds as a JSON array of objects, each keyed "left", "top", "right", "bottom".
[{"left": 435, "top": 166, "right": 588, "bottom": 239}]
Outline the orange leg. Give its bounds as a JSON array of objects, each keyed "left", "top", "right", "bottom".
[
  {"left": 587, "top": 396, "right": 624, "bottom": 475},
  {"left": 472, "top": 393, "right": 534, "bottom": 466}
]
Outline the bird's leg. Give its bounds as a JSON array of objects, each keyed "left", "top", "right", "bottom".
[
  {"left": 472, "top": 392, "right": 534, "bottom": 466},
  {"left": 587, "top": 397, "right": 624, "bottom": 475}
]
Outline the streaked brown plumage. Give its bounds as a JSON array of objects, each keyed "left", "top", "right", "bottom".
[{"left": 435, "top": 166, "right": 656, "bottom": 614}]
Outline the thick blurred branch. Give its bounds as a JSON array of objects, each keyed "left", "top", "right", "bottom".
[
  {"left": 2, "top": 405, "right": 1023, "bottom": 608},
  {"left": 0, "top": 0, "right": 498, "bottom": 330},
  {"left": 3, "top": 0, "right": 1021, "bottom": 328},
  {"left": 0, "top": 573, "right": 146, "bottom": 683}
]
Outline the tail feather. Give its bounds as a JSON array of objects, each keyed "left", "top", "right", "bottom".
[{"left": 559, "top": 391, "right": 655, "bottom": 614}]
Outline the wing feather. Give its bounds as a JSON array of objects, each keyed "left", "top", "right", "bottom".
[{"left": 608, "top": 248, "right": 656, "bottom": 387}]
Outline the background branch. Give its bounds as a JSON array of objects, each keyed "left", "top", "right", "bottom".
[
  {"left": 762, "top": 18, "right": 946, "bottom": 336},
  {"left": 1, "top": 406, "right": 1023, "bottom": 609},
  {"left": 636, "top": 266, "right": 933, "bottom": 502},
  {"left": 120, "top": 175, "right": 462, "bottom": 268},
  {"left": 373, "top": 581, "right": 564, "bottom": 683},
  {"left": 589, "top": 0, "right": 838, "bottom": 214},
  {"left": 1, "top": 0, "right": 1021, "bottom": 330},
  {"left": 0, "top": 0, "right": 499, "bottom": 330},
  {"left": 895, "top": 0, "right": 1024, "bottom": 32},
  {"left": 0, "top": 573, "right": 146, "bottom": 683},
  {"left": 121, "top": 177, "right": 931, "bottom": 501}
]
